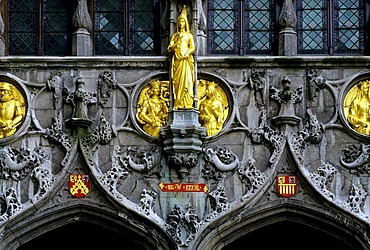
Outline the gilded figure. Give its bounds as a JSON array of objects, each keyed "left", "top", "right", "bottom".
[
  {"left": 198, "top": 80, "right": 228, "bottom": 136},
  {"left": 0, "top": 82, "right": 25, "bottom": 138},
  {"left": 344, "top": 80, "right": 370, "bottom": 135},
  {"left": 137, "top": 80, "right": 169, "bottom": 137},
  {"left": 167, "top": 5, "right": 195, "bottom": 110}
]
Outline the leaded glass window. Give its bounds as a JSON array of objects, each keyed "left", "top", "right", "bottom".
[
  {"left": 94, "top": 0, "right": 160, "bottom": 56},
  {"left": 208, "top": 0, "right": 238, "bottom": 54},
  {"left": 297, "top": 0, "right": 366, "bottom": 54},
  {"left": 8, "top": 0, "right": 73, "bottom": 56},
  {"left": 297, "top": 0, "right": 328, "bottom": 54},
  {"left": 94, "top": 0, "right": 124, "bottom": 55},
  {"left": 43, "top": 0, "right": 73, "bottom": 56},
  {"left": 208, "top": 0, "right": 275, "bottom": 55},
  {"left": 334, "top": 0, "right": 364, "bottom": 54},
  {"left": 130, "top": 1, "right": 160, "bottom": 55},
  {"left": 245, "top": 0, "right": 275, "bottom": 54}
]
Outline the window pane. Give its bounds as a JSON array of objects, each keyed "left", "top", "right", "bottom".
[
  {"left": 246, "top": 0, "right": 273, "bottom": 53},
  {"left": 8, "top": 0, "right": 38, "bottom": 55},
  {"left": 130, "top": 0, "right": 159, "bottom": 55},
  {"left": 94, "top": 0, "right": 159, "bottom": 55},
  {"left": 43, "top": 0, "right": 72, "bottom": 56},
  {"left": 208, "top": 0, "right": 238, "bottom": 54},
  {"left": 94, "top": 0, "right": 124, "bottom": 55},
  {"left": 334, "top": 0, "right": 364, "bottom": 54},
  {"left": 297, "top": 0, "right": 328, "bottom": 54}
]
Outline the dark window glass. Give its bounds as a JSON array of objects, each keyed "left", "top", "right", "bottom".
[
  {"left": 94, "top": 0, "right": 160, "bottom": 55},
  {"left": 43, "top": 0, "right": 73, "bottom": 56},
  {"left": 94, "top": 0, "right": 124, "bottom": 55},
  {"left": 208, "top": 0, "right": 275, "bottom": 55},
  {"left": 8, "top": 0, "right": 72, "bottom": 56},
  {"left": 297, "top": 0, "right": 365, "bottom": 55},
  {"left": 8, "top": 0, "right": 38, "bottom": 55}
]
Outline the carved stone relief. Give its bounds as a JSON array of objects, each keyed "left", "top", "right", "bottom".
[{"left": 0, "top": 66, "right": 370, "bottom": 249}]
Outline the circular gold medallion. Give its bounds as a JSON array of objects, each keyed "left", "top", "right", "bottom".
[{"left": 344, "top": 80, "right": 370, "bottom": 135}]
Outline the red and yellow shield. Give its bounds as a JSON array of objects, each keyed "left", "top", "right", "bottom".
[
  {"left": 69, "top": 174, "right": 90, "bottom": 198},
  {"left": 277, "top": 175, "right": 297, "bottom": 197}
]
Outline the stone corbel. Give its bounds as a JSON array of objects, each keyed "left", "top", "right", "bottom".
[{"left": 161, "top": 110, "right": 206, "bottom": 178}]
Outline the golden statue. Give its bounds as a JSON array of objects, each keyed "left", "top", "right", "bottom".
[
  {"left": 198, "top": 80, "right": 229, "bottom": 136},
  {"left": 167, "top": 5, "right": 195, "bottom": 110},
  {"left": 0, "top": 82, "right": 25, "bottom": 138},
  {"left": 344, "top": 80, "right": 370, "bottom": 135},
  {"left": 136, "top": 80, "right": 169, "bottom": 137}
]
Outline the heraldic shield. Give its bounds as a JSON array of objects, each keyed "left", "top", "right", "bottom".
[
  {"left": 69, "top": 174, "right": 90, "bottom": 198},
  {"left": 276, "top": 175, "right": 297, "bottom": 197}
]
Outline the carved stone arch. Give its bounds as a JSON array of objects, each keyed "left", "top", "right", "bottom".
[
  {"left": 0, "top": 203, "right": 176, "bottom": 250},
  {"left": 194, "top": 202, "right": 370, "bottom": 249}
]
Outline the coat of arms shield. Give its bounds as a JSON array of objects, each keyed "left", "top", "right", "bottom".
[{"left": 69, "top": 174, "right": 90, "bottom": 198}]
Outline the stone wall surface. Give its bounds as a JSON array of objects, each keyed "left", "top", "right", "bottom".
[{"left": 0, "top": 56, "right": 369, "bottom": 249}]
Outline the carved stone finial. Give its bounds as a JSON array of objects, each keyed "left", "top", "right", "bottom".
[
  {"left": 270, "top": 76, "right": 302, "bottom": 126},
  {"left": 279, "top": 0, "right": 297, "bottom": 29},
  {"left": 72, "top": 0, "right": 93, "bottom": 55},
  {"left": 278, "top": 0, "right": 297, "bottom": 55},
  {"left": 73, "top": 0, "right": 92, "bottom": 31}
]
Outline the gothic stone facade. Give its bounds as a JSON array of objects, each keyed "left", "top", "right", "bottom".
[{"left": 0, "top": 56, "right": 368, "bottom": 249}]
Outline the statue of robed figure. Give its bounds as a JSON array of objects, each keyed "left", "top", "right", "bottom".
[{"left": 167, "top": 5, "right": 195, "bottom": 110}]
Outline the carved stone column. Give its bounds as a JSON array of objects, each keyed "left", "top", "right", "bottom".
[
  {"left": 72, "top": 0, "right": 93, "bottom": 56},
  {"left": 195, "top": 0, "right": 207, "bottom": 55},
  {"left": 278, "top": 0, "right": 297, "bottom": 56}
]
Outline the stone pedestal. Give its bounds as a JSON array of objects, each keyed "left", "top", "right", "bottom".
[
  {"left": 72, "top": 28, "right": 93, "bottom": 56},
  {"left": 278, "top": 28, "right": 297, "bottom": 56},
  {"left": 161, "top": 110, "right": 206, "bottom": 178}
]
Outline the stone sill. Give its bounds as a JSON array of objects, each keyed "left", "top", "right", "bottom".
[{"left": 0, "top": 55, "right": 368, "bottom": 68}]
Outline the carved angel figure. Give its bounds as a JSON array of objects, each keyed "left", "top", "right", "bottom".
[{"left": 136, "top": 80, "right": 169, "bottom": 137}]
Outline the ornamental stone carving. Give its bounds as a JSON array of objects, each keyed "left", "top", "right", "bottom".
[{"left": 1, "top": 55, "right": 370, "bottom": 249}]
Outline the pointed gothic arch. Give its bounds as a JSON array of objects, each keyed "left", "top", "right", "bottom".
[
  {"left": 0, "top": 203, "right": 176, "bottom": 250},
  {"left": 194, "top": 196, "right": 370, "bottom": 249}
]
